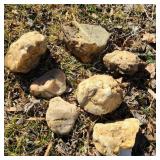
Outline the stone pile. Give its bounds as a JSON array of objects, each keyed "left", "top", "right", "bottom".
[{"left": 5, "top": 21, "right": 147, "bottom": 155}]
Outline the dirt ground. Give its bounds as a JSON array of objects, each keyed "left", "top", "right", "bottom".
[{"left": 4, "top": 4, "right": 156, "bottom": 156}]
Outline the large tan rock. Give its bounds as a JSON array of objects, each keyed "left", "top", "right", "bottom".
[
  {"left": 30, "top": 69, "right": 66, "bottom": 98},
  {"left": 5, "top": 31, "right": 47, "bottom": 73},
  {"left": 76, "top": 75, "right": 123, "bottom": 115},
  {"left": 103, "top": 50, "right": 142, "bottom": 75},
  {"left": 46, "top": 97, "right": 79, "bottom": 135},
  {"left": 62, "top": 21, "right": 111, "bottom": 63},
  {"left": 93, "top": 118, "right": 140, "bottom": 155}
]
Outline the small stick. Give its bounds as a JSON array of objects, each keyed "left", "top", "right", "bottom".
[
  {"left": 5, "top": 107, "right": 23, "bottom": 112},
  {"left": 44, "top": 141, "right": 53, "bottom": 156},
  {"left": 27, "top": 117, "right": 45, "bottom": 121}
]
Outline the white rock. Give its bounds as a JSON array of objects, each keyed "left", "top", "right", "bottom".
[
  {"left": 76, "top": 75, "right": 123, "bottom": 115},
  {"left": 46, "top": 97, "right": 79, "bottom": 135}
]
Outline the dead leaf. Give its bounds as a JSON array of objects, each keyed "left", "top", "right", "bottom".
[{"left": 142, "top": 33, "right": 156, "bottom": 43}]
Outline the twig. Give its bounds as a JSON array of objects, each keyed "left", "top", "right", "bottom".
[
  {"left": 27, "top": 117, "right": 46, "bottom": 121},
  {"left": 144, "top": 5, "right": 153, "bottom": 22},
  {"left": 44, "top": 141, "right": 53, "bottom": 156},
  {"left": 5, "top": 107, "right": 23, "bottom": 112}
]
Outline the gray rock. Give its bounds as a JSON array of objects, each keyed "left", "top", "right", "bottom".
[
  {"left": 62, "top": 21, "right": 111, "bottom": 63},
  {"left": 46, "top": 97, "right": 79, "bottom": 135}
]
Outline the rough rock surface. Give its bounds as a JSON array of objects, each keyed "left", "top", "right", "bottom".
[
  {"left": 93, "top": 118, "right": 140, "bottom": 155},
  {"left": 30, "top": 69, "right": 66, "bottom": 98},
  {"left": 103, "top": 50, "right": 142, "bottom": 75},
  {"left": 62, "top": 21, "right": 111, "bottom": 63},
  {"left": 46, "top": 97, "right": 79, "bottom": 135},
  {"left": 5, "top": 31, "right": 47, "bottom": 73},
  {"left": 76, "top": 75, "right": 123, "bottom": 115}
]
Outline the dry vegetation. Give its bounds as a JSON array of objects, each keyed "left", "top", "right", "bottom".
[{"left": 4, "top": 4, "right": 156, "bottom": 156}]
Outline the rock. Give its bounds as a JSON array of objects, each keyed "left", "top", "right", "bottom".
[
  {"left": 5, "top": 31, "right": 47, "bottom": 73},
  {"left": 142, "top": 33, "right": 156, "bottom": 43},
  {"left": 103, "top": 50, "right": 142, "bottom": 75},
  {"left": 93, "top": 118, "right": 140, "bottom": 155},
  {"left": 46, "top": 97, "right": 79, "bottom": 135},
  {"left": 145, "top": 63, "right": 156, "bottom": 79},
  {"left": 30, "top": 69, "right": 66, "bottom": 98},
  {"left": 62, "top": 21, "right": 111, "bottom": 63},
  {"left": 76, "top": 75, "right": 123, "bottom": 115}
]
